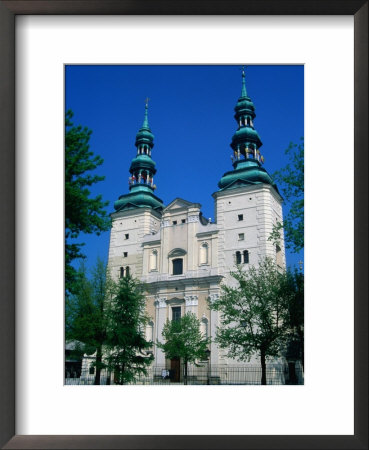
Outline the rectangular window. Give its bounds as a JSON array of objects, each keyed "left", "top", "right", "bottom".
[
  {"left": 172, "top": 258, "right": 183, "bottom": 275},
  {"left": 172, "top": 307, "right": 181, "bottom": 322},
  {"left": 173, "top": 221, "right": 177, "bottom": 225},
  {"left": 181, "top": 219, "right": 186, "bottom": 224},
  {"left": 238, "top": 214, "right": 244, "bottom": 221},
  {"left": 123, "top": 252, "right": 128, "bottom": 258},
  {"left": 125, "top": 234, "right": 129, "bottom": 240},
  {"left": 238, "top": 233, "right": 244, "bottom": 240}
]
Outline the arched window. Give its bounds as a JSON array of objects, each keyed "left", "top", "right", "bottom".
[
  {"left": 199, "top": 242, "right": 209, "bottom": 265},
  {"left": 125, "top": 266, "right": 130, "bottom": 277},
  {"left": 172, "top": 258, "right": 183, "bottom": 275},
  {"left": 168, "top": 248, "right": 186, "bottom": 276},
  {"left": 243, "top": 250, "right": 249, "bottom": 264},
  {"left": 119, "top": 267, "right": 124, "bottom": 278},
  {"left": 150, "top": 250, "right": 158, "bottom": 271},
  {"left": 236, "top": 251, "right": 242, "bottom": 264}
]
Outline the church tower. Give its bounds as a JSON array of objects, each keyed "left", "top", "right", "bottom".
[
  {"left": 213, "top": 68, "right": 286, "bottom": 281},
  {"left": 108, "top": 102, "right": 164, "bottom": 281}
]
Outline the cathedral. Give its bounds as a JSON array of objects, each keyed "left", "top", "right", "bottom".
[{"left": 107, "top": 69, "right": 286, "bottom": 380}]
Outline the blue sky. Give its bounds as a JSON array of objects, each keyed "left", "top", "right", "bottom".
[{"left": 66, "top": 65, "right": 304, "bottom": 271}]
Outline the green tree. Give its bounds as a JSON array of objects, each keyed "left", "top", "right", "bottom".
[
  {"left": 105, "top": 275, "right": 153, "bottom": 384},
  {"left": 65, "top": 110, "right": 110, "bottom": 296},
  {"left": 210, "top": 258, "right": 293, "bottom": 385},
  {"left": 271, "top": 138, "right": 304, "bottom": 253},
  {"left": 285, "top": 267, "right": 304, "bottom": 370},
  {"left": 158, "top": 313, "right": 209, "bottom": 385},
  {"left": 65, "top": 259, "right": 111, "bottom": 384}
]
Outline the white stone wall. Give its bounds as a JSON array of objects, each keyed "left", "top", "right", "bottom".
[
  {"left": 107, "top": 185, "right": 286, "bottom": 371},
  {"left": 214, "top": 184, "right": 285, "bottom": 286},
  {"left": 108, "top": 207, "right": 161, "bottom": 281}
]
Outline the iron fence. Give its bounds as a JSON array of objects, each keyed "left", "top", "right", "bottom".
[{"left": 65, "top": 362, "right": 303, "bottom": 385}]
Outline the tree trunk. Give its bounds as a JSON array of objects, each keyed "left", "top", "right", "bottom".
[
  {"left": 184, "top": 360, "right": 188, "bottom": 385},
  {"left": 94, "top": 346, "right": 102, "bottom": 385},
  {"left": 299, "top": 328, "right": 304, "bottom": 370},
  {"left": 261, "top": 349, "right": 267, "bottom": 385}
]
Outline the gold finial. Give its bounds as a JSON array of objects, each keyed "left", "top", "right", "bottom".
[{"left": 145, "top": 97, "right": 150, "bottom": 107}]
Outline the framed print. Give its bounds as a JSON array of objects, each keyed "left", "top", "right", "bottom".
[{"left": 0, "top": 1, "right": 367, "bottom": 449}]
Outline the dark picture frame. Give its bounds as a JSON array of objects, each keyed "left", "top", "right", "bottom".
[{"left": 0, "top": 1, "right": 367, "bottom": 449}]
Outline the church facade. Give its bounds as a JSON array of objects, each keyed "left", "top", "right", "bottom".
[{"left": 107, "top": 70, "right": 286, "bottom": 377}]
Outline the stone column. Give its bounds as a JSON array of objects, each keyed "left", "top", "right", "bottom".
[
  {"left": 154, "top": 297, "right": 167, "bottom": 366},
  {"left": 209, "top": 293, "right": 220, "bottom": 366}
]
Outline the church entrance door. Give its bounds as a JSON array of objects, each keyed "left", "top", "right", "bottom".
[{"left": 170, "top": 358, "right": 181, "bottom": 382}]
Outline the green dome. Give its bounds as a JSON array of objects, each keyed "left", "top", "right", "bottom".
[
  {"left": 135, "top": 128, "right": 154, "bottom": 146},
  {"left": 231, "top": 126, "right": 262, "bottom": 149},
  {"left": 234, "top": 97, "right": 255, "bottom": 118},
  {"left": 114, "top": 186, "right": 164, "bottom": 211},
  {"left": 218, "top": 160, "right": 274, "bottom": 190},
  {"left": 129, "top": 154, "right": 157, "bottom": 174}
]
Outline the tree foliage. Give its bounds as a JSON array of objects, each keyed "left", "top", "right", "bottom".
[
  {"left": 210, "top": 258, "right": 293, "bottom": 384},
  {"left": 158, "top": 313, "right": 209, "bottom": 384},
  {"left": 105, "top": 276, "right": 153, "bottom": 384},
  {"left": 65, "top": 110, "right": 110, "bottom": 295},
  {"left": 271, "top": 138, "right": 304, "bottom": 253},
  {"left": 65, "top": 259, "right": 111, "bottom": 384},
  {"left": 285, "top": 268, "right": 304, "bottom": 368}
]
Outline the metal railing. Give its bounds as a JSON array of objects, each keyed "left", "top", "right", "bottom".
[{"left": 65, "top": 363, "right": 304, "bottom": 385}]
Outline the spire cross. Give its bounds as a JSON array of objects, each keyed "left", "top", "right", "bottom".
[{"left": 240, "top": 65, "right": 247, "bottom": 97}]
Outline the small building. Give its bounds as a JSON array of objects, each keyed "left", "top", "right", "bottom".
[{"left": 65, "top": 340, "right": 83, "bottom": 379}]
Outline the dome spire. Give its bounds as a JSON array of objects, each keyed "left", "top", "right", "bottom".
[
  {"left": 142, "top": 97, "right": 150, "bottom": 129},
  {"left": 240, "top": 66, "right": 248, "bottom": 98},
  {"left": 232, "top": 66, "right": 261, "bottom": 159},
  {"left": 114, "top": 100, "right": 164, "bottom": 212},
  {"left": 218, "top": 67, "right": 274, "bottom": 192}
]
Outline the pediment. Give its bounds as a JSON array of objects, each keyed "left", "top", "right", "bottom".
[
  {"left": 168, "top": 248, "right": 187, "bottom": 257},
  {"left": 222, "top": 179, "right": 257, "bottom": 190},
  {"left": 164, "top": 197, "right": 198, "bottom": 212},
  {"left": 166, "top": 297, "right": 185, "bottom": 305}
]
